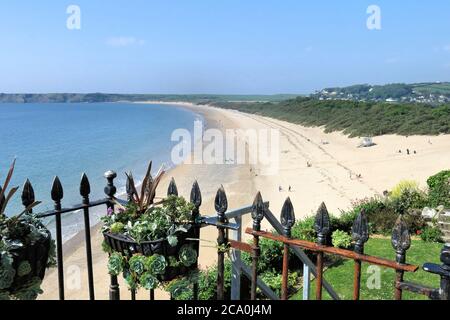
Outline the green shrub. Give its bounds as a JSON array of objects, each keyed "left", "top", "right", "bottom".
[
  {"left": 331, "top": 230, "right": 353, "bottom": 249},
  {"left": 390, "top": 180, "right": 421, "bottom": 200},
  {"left": 292, "top": 216, "right": 316, "bottom": 242},
  {"left": 170, "top": 259, "right": 233, "bottom": 300},
  {"left": 198, "top": 259, "right": 232, "bottom": 300},
  {"left": 419, "top": 226, "right": 444, "bottom": 243},
  {"left": 427, "top": 170, "right": 450, "bottom": 207},
  {"left": 389, "top": 188, "right": 428, "bottom": 215},
  {"left": 242, "top": 235, "right": 303, "bottom": 273},
  {"left": 259, "top": 270, "right": 298, "bottom": 297}
]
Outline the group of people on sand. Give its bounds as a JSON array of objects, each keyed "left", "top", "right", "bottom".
[
  {"left": 349, "top": 172, "right": 363, "bottom": 180},
  {"left": 279, "top": 185, "right": 293, "bottom": 192},
  {"left": 398, "top": 149, "right": 417, "bottom": 155}
]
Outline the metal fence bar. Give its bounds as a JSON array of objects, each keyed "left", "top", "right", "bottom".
[
  {"left": 264, "top": 208, "right": 341, "bottom": 300},
  {"left": 37, "top": 199, "right": 109, "bottom": 218},
  {"left": 302, "top": 263, "right": 310, "bottom": 300},
  {"left": 80, "top": 173, "right": 95, "bottom": 300},
  {"left": 104, "top": 171, "right": 120, "bottom": 301},
  {"left": 51, "top": 177, "right": 65, "bottom": 300},
  {"left": 237, "top": 260, "right": 279, "bottom": 300},
  {"left": 230, "top": 214, "right": 243, "bottom": 300}
]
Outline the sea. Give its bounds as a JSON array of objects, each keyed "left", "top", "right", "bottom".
[{"left": 0, "top": 102, "right": 201, "bottom": 241}]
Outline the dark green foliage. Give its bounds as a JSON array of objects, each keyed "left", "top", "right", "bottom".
[
  {"left": 427, "top": 170, "right": 450, "bottom": 207},
  {"left": 242, "top": 237, "right": 295, "bottom": 273},
  {"left": 259, "top": 270, "right": 298, "bottom": 297},
  {"left": 291, "top": 216, "right": 316, "bottom": 242},
  {"left": 419, "top": 226, "right": 443, "bottom": 243},
  {"left": 214, "top": 98, "right": 450, "bottom": 137},
  {"left": 170, "top": 260, "right": 233, "bottom": 300}
]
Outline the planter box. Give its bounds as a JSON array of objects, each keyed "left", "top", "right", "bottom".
[
  {"left": 10, "top": 230, "right": 52, "bottom": 288},
  {"left": 103, "top": 228, "right": 198, "bottom": 281}
]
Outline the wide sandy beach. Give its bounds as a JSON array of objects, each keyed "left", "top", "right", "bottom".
[{"left": 40, "top": 102, "right": 450, "bottom": 300}]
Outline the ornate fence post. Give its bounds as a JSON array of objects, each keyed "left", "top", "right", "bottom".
[
  {"left": 80, "top": 173, "right": 95, "bottom": 300},
  {"left": 314, "top": 202, "right": 330, "bottom": 300},
  {"left": 104, "top": 170, "right": 120, "bottom": 301},
  {"left": 280, "top": 197, "right": 295, "bottom": 300},
  {"left": 391, "top": 214, "right": 411, "bottom": 300},
  {"left": 51, "top": 177, "right": 65, "bottom": 300},
  {"left": 352, "top": 209, "right": 369, "bottom": 300},
  {"left": 215, "top": 186, "right": 228, "bottom": 300},
  {"left": 166, "top": 178, "right": 179, "bottom": 300},
  {"left": 190, "top": 180, "right": 202, "bottom": 300},
  {"left": 251, "top": 192, "right": 265, "bottom": 300}
]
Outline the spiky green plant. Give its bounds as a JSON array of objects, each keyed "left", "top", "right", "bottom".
[
  {"left": 121, "top": 161, "right": 165, "bottom": 214},
  {"left": 0, "top": 160, "right": 55, "bottom": 300}
]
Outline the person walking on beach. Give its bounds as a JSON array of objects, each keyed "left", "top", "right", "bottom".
[{"left": 289, "top": 185, "right": 292, "bottom": 192}]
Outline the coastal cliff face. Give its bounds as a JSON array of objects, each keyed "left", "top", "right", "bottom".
[{"left": 0, "top": 93, "right": 296, "bottom": 104}]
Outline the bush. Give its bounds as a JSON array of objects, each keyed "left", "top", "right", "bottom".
[
  {"left": 198, "top": 259, "right": 232, "bottom": 300},
  {"left": 259, "top": 270, "right": 298, "bottom": 297},
  {"left": 170, "top": 259, "right": 233, "bottom": 300},
  {"left": 427, "top": 170, "right": 450, "bottom": 207},
  {"left": 292, "top": 217, "right": 316, "bottom": 242},
  {"left": 331, "top": 230, "right": 352, "bottom": 249},
  {"left": 390, "top": 180, "right": 421, "bottom": 200},
  {"left": 242, "top": 236, "right": 301, "bottom": 273},
  {"left": 419, "top": 226, "right": 444, "bottom": 243},
  {"left": 389, "top": 188, "right": 428, "bottom": 215}
]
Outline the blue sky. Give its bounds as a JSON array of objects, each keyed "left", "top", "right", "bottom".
[{"left": 0, "top": 0, "right": 449, "bottom": 94}]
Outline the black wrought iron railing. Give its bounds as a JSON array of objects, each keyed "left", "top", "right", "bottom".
[{"left": 18, "top": 169, "right": 450, "bottom": 301}]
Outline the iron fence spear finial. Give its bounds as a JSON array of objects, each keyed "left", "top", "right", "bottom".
[
  {"left": 352, "top": 209, "right": 369, "bottom": 254},
  {"left": 21, "top": 179, "right": 35, "bottom": 209},
  {"left": 315, "top": 202, "right": 330, "bottom": 246},
  {"left": 391, "top": 215, "right": 411, "bottom": 264},
  {"left": 251, "top": 192, "right": 265, "bottom": 232},
  {"left": 281, "top": 197, "right": 295, "bottom": 238},
  {"left": 168, "top": 177, "right": 179, "bottom": 196},
  {"left": 215, "top": 185, "right": 228, "bottom": 222},
  {"left": 190, "top": 180, "right": 202, "bottom": 209},
  {"left": 80, "top": 173, "right": 91, "bottom": 199}
]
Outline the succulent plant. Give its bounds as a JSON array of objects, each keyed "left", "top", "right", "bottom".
[
  {"left": 107, "top": 253, "right": 124, "bottom": 276},
  {"left": 179, "top": 245, "right": 197, "bottom": 267}
]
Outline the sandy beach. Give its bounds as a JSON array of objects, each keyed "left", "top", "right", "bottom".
[{"left": 40, "top": 102, "right": 450, "bottom": 300}]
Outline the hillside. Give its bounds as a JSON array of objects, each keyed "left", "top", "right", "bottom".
[
  {"left": 0, "top": 93, "right": 298, "bottom": 104},
  {"left": 211, "top": 97, "right": 450, "bottom": 137},
  {"left": 313, "top": 82, "right": 450, "bottom": 104}
]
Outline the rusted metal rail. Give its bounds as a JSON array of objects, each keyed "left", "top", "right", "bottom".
[{"left": 239, "top": 194, "right": 450, "bottom": 301}]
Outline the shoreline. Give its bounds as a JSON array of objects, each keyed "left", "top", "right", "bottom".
[{"left": 40, "top": 101, "right": 450, "bottom": 300}]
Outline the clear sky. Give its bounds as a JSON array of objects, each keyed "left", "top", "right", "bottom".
[{"left": 0, "top": 0, "right": 449, "bottom": 94}]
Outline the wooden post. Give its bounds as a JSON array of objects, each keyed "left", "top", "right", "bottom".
[
  {"left": 80, "top": 174, "right": 95, "bottom": 300},
  {"left": 215, "top": 186, "right": 228, "bottom": 300},
  {"left": 351, "top": 209, "right": 369, "bottom": 300},
  {"left": 280, "top": 197, "right": 295, "bottom": 300},
  {"left": 51, "top": 177, "right": 65, "bottom": 300},
  {"left": 314, "top": 202, "right": 330, "bottom": 300},
  {"left": 391, "top": 214, "right": 411, "bottom": 300},
  {"left": 104, "top": 170, "right": 120, "bottom": 301},
  {"left": 190, "top": 180, "right": 202, "bottom": 300},
  {"left": 250, "top": 192, "right": 265, "bottom": 300}
]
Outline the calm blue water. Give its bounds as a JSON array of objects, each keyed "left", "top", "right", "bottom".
[{"left": 0, "top": 103, "right": 200, "bottom": 240}]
